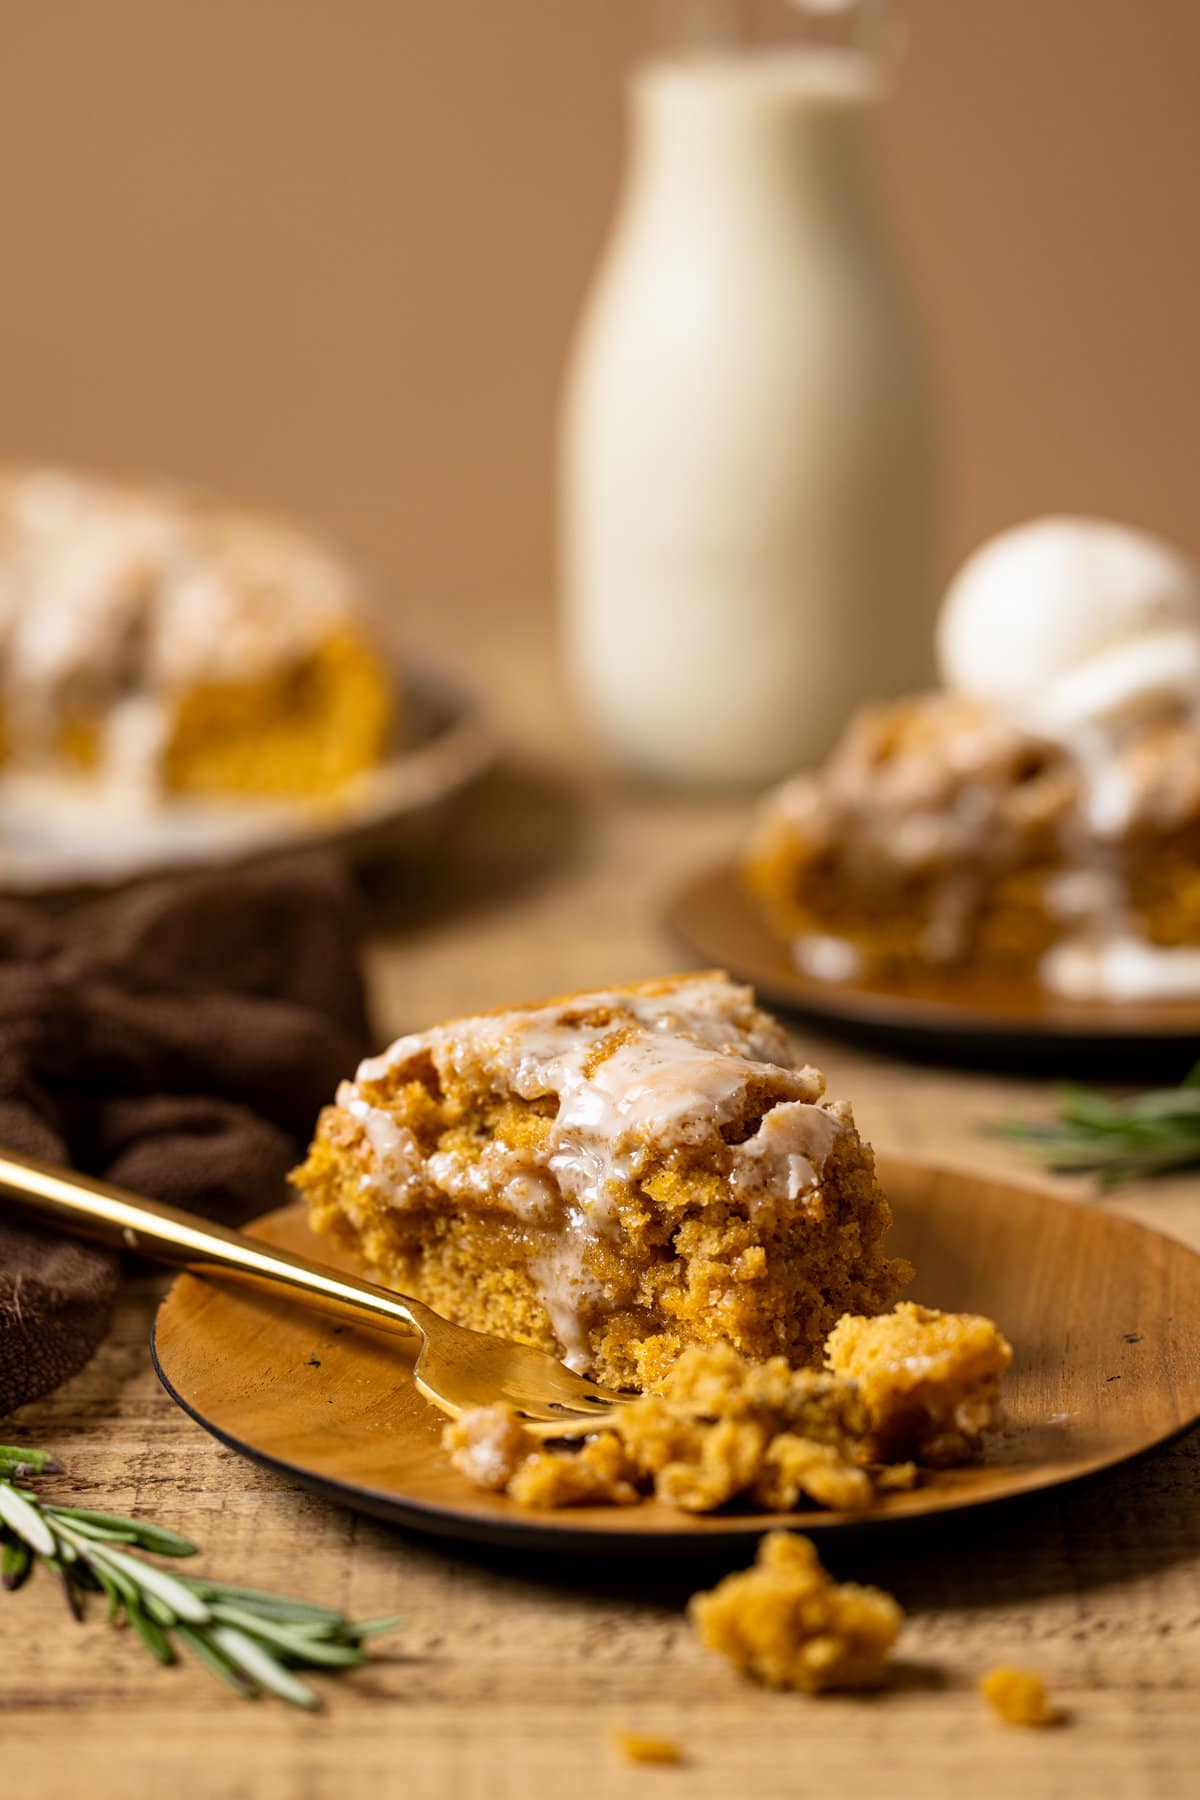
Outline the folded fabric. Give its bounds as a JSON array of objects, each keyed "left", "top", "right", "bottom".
[{"left": 0, "top": 853, "right": 370, "bottom": 1419}]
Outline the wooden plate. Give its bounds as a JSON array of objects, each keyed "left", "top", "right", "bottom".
[
  {"left": 151, "top": 1158, "right": 1200, "bottom": 1555},
  {"left": 0, "top": 663, "right": 495, "bottom": 895},
  {"left": 667, "top": 862, "right": 1200, "bottom": 1070}
]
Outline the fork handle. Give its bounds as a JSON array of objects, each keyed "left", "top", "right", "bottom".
[{"left": 0, "top": 1146, "right": 437, "bottom": 1343}]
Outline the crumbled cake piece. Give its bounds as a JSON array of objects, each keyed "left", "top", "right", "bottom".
[
  {"left": 442, "top": 1402, "right": 538, "bottom": 1493},
  {"left": 825, "top": 1302, "right": 1012, "bottom": 1466},
  {"left": 612, "top": 1733, "right": 682, "bottom": 1765},
  {"left": 744, "top": 694, "right": 1075, "bottom": 986},
  {"left": 980, "top": 1666, "right": 1059, "bottom": 1728},
  {"left": 689, "top": 1532, "right": 902, "bottom": 1692},
  {"left": 295, "top": 974, "right": 910, "bottom": 1390},
  {"left": 444, "top": 1342, "right": 909, "bottom": 1515},
  {"left": 509, "top": 1429, "right": 642, "bottom": 1510},
  {"left": 614, "top": 1344, "right": 874, "bottom": 1513},
  {"left": 0, "top": 464, "right": 394, "bottom": 800}
]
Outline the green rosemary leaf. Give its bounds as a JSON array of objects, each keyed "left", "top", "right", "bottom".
[
  {"left": 86, "top": 1545, "right": 210, "bottom": 1625},
  {"left": 1057, "top": 1086, "right": 1124, "bottom": 1130},
  {"left": 208, "top": 1624, "right": 320, "bottom": 1709},
  {"left": 347, "top": 1614, "right": 405, "bottom": 1640},
  {"left": 262, "top": 1616, "right": 346, "bottom": 1640},
  {"left": 2, "top": 1536, "right": 33, "bottom": 1592},
  {"left": 174, "top": 1623, "right": 255, "bottom": 1698},
  {"left": 90, "top": 1560, "right": 126, "bottom": 1625},
  {"left": 988, "top": 1072, "right": 1200, "bottom": 1184},
  {"left": 142, "top": 1591, "right": 178, "bottom": 1630},
  {"left": 46, "top": 1507, "right": 198, "bottom": 1558},
  {"left": 186, "top": 1580, "right": 345, "bottom": 1625},
  {"left": 0, "top": 1482, "right": 57, "bottom": 1558},
  {"left": 0, "top": 1447, "right": 61, "bottom": 1479},
  {"left": 206, "top": 1603, "right": 365, "bottom": 1667},
  {"left": 48, "top": 1560, "right": 85, "bottom": 1622},
  {"left": 72, "top": 1539, "right": 141, "bottom": 1611},
  {"left": 2, "top": 1449, "right": 401, "bottom": 1705},
  {"left": 47, "top": 1516, "right": 143, "bottom": 1547},
  {"left": 127, "top": 1602, "right": 175, "bottom": 1666}
]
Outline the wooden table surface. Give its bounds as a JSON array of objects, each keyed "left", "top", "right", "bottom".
[{"left": 6, "top": 620, "right": 1200, "bottom": 1800}]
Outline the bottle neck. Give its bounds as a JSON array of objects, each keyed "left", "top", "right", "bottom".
[
  {"left": 658, "top": 0, "right": 900, "bottom": 64},
  {"left": 624, "top": 50, "right": 882, "bottom": 236}
]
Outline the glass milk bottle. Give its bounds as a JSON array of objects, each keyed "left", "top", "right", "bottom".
[{"left": 559, "top": 1, "right": 936, "bottom": 785}]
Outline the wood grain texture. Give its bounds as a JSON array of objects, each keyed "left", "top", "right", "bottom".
[
  {"left": 5, "top": 620, "right": 1200, "bottom": 1799},
  {"left": 149, "top": 1167, "right": 1200, "bottom": 1549}
]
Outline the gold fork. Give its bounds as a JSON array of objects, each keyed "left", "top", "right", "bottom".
[{"left": 0, "top": 1148, "right": 625, "bottom": 1434}]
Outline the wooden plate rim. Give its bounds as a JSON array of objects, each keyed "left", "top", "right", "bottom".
[
  {"left": 150, "top": 1163, "right": 1200, "bottom": 1556},
  {"left": 666, "top": 861, "right": 1200, "bottom": 1045}
]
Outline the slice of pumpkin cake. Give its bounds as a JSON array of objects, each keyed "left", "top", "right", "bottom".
[{"left": 292, "top": 972, "right": 910, "bottom": 1390}]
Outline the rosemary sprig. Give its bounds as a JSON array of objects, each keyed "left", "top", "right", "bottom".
[
  {"left": 0, "top": 1445, "right": 401, "bottom": 1706},
  {"left": 988, "top": 1060, "right": 1200, "bottom": 1186}
]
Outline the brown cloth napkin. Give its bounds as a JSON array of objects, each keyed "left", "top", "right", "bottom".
[{"left": 0, "top": 854, "right": 371, "bottom": 1419}]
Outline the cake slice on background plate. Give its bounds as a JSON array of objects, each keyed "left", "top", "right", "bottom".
[{"left": 745, "top": 517, "right": 1200, "bottom": 1004}]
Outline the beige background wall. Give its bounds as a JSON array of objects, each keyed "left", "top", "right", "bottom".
[{"left": 2, "top": 1, "right": 1197, "bottom": 627}]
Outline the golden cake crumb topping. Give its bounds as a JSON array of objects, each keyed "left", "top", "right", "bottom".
[
  {"left": 444, "top": 1340, "right": 920, "bottom": 1515},
  {"left": 825, "top": 1301, "right": 1012, "bottom": 1465},
  {"left": 689, "top": 1531, "right": 902, "bottom": 1692},
  {"left": 612, "top": 1732, "right": 682, "bottom": 1766},
  {"left": 980, "top": 1666, "right": 1059, "bottom": 1728}
]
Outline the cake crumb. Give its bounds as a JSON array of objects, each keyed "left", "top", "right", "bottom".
[
  {"left": 981, "top": 1666, "right": 1060, "bottom": 1728},
  {"left": 689, "top": 1531, "right": 901, "bottom": 1692},
  {"left": 446, "top": 1316, "right": 1011, "bottom": 1517},
  {"left": 444, "top": 1403, "right": 538, "bottom": 1491},
  {"left": 613, "top": 1731, "right": 683, "bottom": 1765},
  {"left": 826, "top": 1302, "right": 1012, "bottom": 1465},
  {"left": 445, "top": 1343, "right": 881, "bottom": 1514}
]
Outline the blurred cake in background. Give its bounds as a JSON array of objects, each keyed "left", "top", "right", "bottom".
[
  {"left": 0, "top": 465, "right": 396, "bottom": 804},
  {"left": 744, "top": 518, "right": 1200, "bottom": 1003}
]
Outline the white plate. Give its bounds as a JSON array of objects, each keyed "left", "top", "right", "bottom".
[{"left": 0, "top": 665, "right": 495, "bottom": 894}]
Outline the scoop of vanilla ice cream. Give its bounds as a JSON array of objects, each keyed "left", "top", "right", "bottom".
[{"left": 937, "top": 517, "right": 1200, "bottom": 732}]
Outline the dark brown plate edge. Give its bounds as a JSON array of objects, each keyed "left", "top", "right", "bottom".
[
  {"left": 665, "top": 861, "right": 1200, "bottom": 1051},
  {"left": 146, "top": 1312, "right": 1200, "bottom": 1558}
]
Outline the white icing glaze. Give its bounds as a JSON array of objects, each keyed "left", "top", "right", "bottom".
[
  {"left": 342, "top": 1089, "right": 423, "bottom": 1198},
  {"left": 527, "top": 1245, "right": 610, "bottom": 1373},
  {"left": 792, "top": 933, "right": 862, "bottom": 983},
  {"left": 1044, "top": 867, "right": 1126, "bottom": 921},
  {"left": 1041, "top": 936, "right": 1200, "bottom": 1003},
  {"left": 1030, "top": 628, "right": 1200, "bottom": 738},
  {"left": 729, "top": 1101, "right": 842, "bottom": 1210}
]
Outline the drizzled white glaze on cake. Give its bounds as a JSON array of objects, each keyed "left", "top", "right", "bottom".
[
  {"left": 342, "top": 973, "right": 851, "bottom": 1368},
  {"left": 0, "top": 464, "right": 373, "bottom": 797}
]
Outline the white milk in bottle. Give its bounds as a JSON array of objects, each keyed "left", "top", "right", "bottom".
[{"left": 560, "top": 8, "right": 936, "bottom": 785}]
